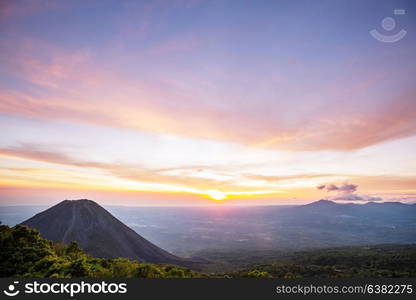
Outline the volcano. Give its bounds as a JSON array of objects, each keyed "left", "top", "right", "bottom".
[{"left": 21, "top": 199, "right": 186, "bottom": 266}]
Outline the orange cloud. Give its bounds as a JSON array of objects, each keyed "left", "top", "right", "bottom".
[
  {"left": 0, "top": 144, "right": 272, "bottom": 195},
  {"left": 2, "top": 143, "right": 415, "bottom": 202}
]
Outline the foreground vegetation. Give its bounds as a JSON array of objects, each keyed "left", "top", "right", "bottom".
[
  {"left": 1, "top": 224, "right": 415, "bottom": 278},
  {"left": 0, "top": 225, "right": 205, "bottom": 278}
]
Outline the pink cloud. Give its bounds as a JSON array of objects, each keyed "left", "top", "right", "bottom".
[{"left": 1, "top": 35, "right": 416, "bottom": 152}]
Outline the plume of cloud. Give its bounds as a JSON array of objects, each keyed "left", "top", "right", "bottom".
[
  {"left": 317, "top": 182, "right": 381, "bottom": 202},
  {"left": 316, "top": 183, "right": 357, "bottom": 193}
]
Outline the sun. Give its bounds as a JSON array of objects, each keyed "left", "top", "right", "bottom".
[{"left": 206, "top": 190, "right": 227, "bottom": 201}]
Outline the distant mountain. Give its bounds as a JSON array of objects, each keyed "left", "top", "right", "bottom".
[
  {"left": 301, "top": 199, "right": 339, "bottom": 210},
  {"left": 273, "top": 200, "right": 416, "bottom": 247},
  {"left": 297, "top": 199, "right": 416, "bottom": 220},
  {"left": 305, "top": 199, "right": 414, "bottom": 209},
  {"left": 21, "top": 199, "right": 186, "bottom": 266}
]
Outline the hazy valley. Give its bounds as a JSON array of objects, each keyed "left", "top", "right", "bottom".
[
  {"left": 1, "top": 200, "right": 415, "bottom": 258},
  {"left": 1, "top": 199, "right": 416, "bottom": 277}
]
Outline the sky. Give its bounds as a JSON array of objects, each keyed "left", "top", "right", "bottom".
[{"left": 0, "top": 0, "right": 415, "bottom": 206}]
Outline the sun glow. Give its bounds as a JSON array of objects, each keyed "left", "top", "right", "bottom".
[{"left": 206, "top": 190, "right": 227, "bottom": 201}]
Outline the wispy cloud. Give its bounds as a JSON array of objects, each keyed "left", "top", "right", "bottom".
[
  {"left": 331, "top": 193, "right": 382, "bottom": 202},
  {"left": 0, "top": 143, "right": 274, "bottom": 195},
  {"left": 0, "top": 143, "right": 109, "bottom": 169}
]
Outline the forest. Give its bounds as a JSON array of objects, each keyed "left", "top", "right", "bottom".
[{"left": 1, "top": 224, "right": 415, "bottom": 278}]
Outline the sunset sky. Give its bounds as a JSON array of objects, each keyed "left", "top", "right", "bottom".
[{"left": 1, "top": 0, "right": 415, "bottom": 206}]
